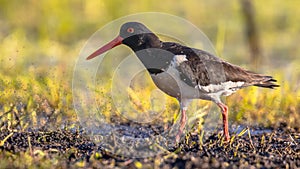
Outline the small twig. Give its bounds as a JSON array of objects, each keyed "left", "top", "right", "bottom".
[
  {"left": 260, "top": 134, "right": 265, "bottom": 146},
  {"left": 122, "top": 159, "right": 133, "bottom": 166},
  {"left": 0, "top": 132, "right": 14, "bottom": 147},
  {"left": 237, "top": 128, "right": 248, "bottom": 137},
  {"left": 275, "top": 149, "right": 282, "bottom": 157},
  {"left": 28, "top": 136, "right": 33, "bottom": 156},
  {"left": 234, "top": 142, "right": 240, "bottom": 157},
  {"left": 12, "top": 110, "right": 21, "bottom": 129},
  {"left": 198, "top": 130, "right": 204, "bottom": 147},
  {"left": 163, "top": 151, "right": 178, "bottom": 160},
  {"left": 229, "top": 135, "right": 236, "bottom": 146},
  {"left": 268, "top": 132, "right": 275, "bottom": 144},
  {"left": 153, "top": 142, "right": 170, "bottom": 154},
  {"left": 289, "top": 134, "right": 297, "bottom": 145},
  {"left": 0, "top": 105, "right": 14, "bottom": 119},
  {"left": 247, "top": 127, "right": 256, "bottom": 152}
]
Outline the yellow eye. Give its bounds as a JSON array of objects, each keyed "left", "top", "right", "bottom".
[{"left": 127, "top": 27, "right": 134, "bottom": 33}]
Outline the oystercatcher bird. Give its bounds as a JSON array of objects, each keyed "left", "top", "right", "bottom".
[{"left": 87, "top": 22, "right": 279, "bottom": 142}]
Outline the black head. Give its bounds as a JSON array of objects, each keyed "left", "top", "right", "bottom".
[
  {"left": 119, "top": 22, "right": 153, "bottom": 39},
  {"left": 87, "top": 22, "right": 161, "bottom": 60},
  {"left": 120, "top": 22, "right": 161, "bottom": 51}
]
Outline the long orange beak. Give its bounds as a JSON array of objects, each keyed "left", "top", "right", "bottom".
[{"left": 86, "top": 36, "right": 124, "bottom": 60}]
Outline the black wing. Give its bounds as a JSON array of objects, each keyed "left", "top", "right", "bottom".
[{"left": 162, "top": 42, "right": 279, "bottom": 89}]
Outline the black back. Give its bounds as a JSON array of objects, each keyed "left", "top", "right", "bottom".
[{"left": 119, "top": 22, "right": 279, "bottom": 88}]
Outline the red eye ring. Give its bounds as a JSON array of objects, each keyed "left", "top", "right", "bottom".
[{"left": 127, "top": 27, "right": 134, "bottom": 33}]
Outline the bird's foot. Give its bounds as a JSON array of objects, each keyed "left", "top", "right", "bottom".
[{"left": 223, "top": 133, "right": 230, "bottom": 142}]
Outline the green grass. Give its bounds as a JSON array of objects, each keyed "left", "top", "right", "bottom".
[{"left": 0, "top": 63, "right": 299, "bottom": 131}]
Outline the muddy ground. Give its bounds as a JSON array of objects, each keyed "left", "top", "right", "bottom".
[{"left": 0, "top": 123, "right": 299, "bottom": 169}]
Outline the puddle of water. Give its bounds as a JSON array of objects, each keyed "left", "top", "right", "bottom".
[{"left": 231, "top": 125, "right": 273, "bottom": 136}]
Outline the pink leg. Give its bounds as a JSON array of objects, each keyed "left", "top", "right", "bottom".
[
  {"left": 175, "top": 109, "right": 187, "bottom": 143},
  {"left": 217, "top": 103, "right": 230, "bottom": 141}
]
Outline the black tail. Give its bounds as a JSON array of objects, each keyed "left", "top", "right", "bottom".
[{"left": 254, "top": 76, "right": 280, "bottom": 89}]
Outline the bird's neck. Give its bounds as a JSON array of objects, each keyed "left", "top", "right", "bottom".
[
  {"left": 123, "top": 34, "right": 177, "bottom": 74},
  {"left": 128, "top": 33, "right": 162, "bottom": 52},
  {"left": 133, "top": 41, "right": 174, "bottom": 74}
]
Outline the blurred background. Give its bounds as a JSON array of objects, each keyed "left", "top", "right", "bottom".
[{"left": 0, "top": 0, "right": 299, "bottom": 130}]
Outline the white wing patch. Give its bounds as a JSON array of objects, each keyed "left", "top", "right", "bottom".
[
  {"left": 197, "top": 81, "right": 245, "bottom": 93},
  {"left": 172, "top": 55, "right": 188, "bottom": 66}
]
